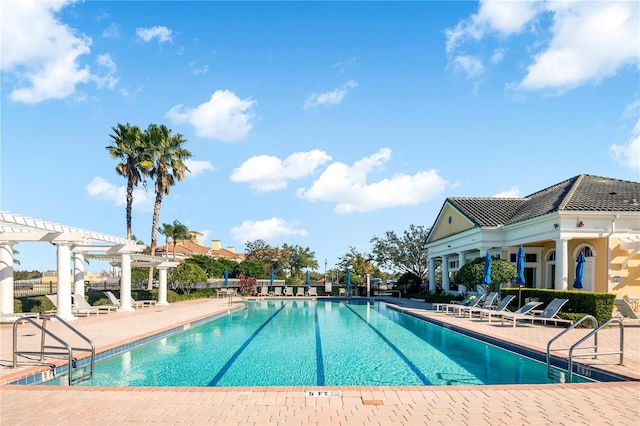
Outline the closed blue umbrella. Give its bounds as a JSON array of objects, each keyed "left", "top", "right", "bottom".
[
  {"left": 346, "top": 270, "right": 351, "bottom": 288},
  {"left": 481, "top": 253, "right": 492, "bottom": 285},
  {"left": 270, "top": 267, "right": 274, "bottom": 285},
  {"left": 514, "top": 247, "right": 525, "bottom": 308},
  {"left": 224, "top": 269, "right": 228, "bottom": 286},
  {"left": 573, "top": 252, "right": 585, "bottom": 290},
  {"left": 305, "top": 270, "right": 310, "bottom": 285},
  {"left": 514, "top": 247, "right": 525, "bottom": 285}
]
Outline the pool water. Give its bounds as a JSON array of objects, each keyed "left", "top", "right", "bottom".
[{"left": 47, "top": 299, "right": 584, "bottom": 387}]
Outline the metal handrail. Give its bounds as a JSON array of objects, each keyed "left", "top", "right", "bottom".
[
  {"left": 13, "top": 314, "right": 95, "bottom": 385},
  {"left": 567, "top": 318, "right": 624, "bottom": 383},
  {"left": 546, "top": 315, "right": 598, "bottom": 379}
]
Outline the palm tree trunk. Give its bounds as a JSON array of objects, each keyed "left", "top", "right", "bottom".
[
  {"left": 148, "top": 190, "right": 163, "bottom": 290},
  {"left": 126, "top": 180, "right": 134, "bottom": 240}
]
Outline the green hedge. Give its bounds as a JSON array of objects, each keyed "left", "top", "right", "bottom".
[{"left": 501, "top": 288, "right": 615, "bottom": 326}]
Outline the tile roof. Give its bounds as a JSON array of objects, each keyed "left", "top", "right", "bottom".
[{"left": 446, "top": 174, "right": 639, "bottom": 227}]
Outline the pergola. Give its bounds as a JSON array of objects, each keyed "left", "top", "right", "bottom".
[{"left": 0, "top": 212, "right": 178, "bottom": 321}]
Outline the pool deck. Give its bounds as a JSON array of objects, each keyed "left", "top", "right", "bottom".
[{"left": 1, "top": 296, "right": 639, "bottom": 425}]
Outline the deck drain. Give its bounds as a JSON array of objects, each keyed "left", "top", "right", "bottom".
[
  {"left": 237, "top": 392, "right": 250, "bottom": 400},
  {"left": 362, "top": 399, "right": 383, "bottom": 406},
  {"left": 306, "top": 391, "right": 342, "bottom": 397}
]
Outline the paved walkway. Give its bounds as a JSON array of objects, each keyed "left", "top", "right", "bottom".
[{"left": 1, "top": 296, "right": 639, "bottom": 425}]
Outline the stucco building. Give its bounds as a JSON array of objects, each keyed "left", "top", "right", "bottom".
[{"left": 425, "top": 174, "right": 640, "bottom": 297}]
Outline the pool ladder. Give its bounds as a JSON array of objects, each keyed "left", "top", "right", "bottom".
[
  {"left": 13, "top": 314, "right": 95, "bottom": 386},
  {"left": 546, "top": 315, "right": 624, "bottom": 383}
]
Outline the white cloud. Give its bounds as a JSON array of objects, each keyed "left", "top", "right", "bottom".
[
  {"left": 188, "top": 60, "right": 208, "bottom": 75},
  {"left": 230, "top": 150, "right": 332, "bottom": 192},
  {"left": 185, "top": 159, "right": 215, "bottom": 177},
  {"left": 493, "top": 186, "right": 521, "bottom": 198},
  {"left": 298, "top": 148, "right": 448, "bottom": 213},
  {"left": 86, "top": 177, "right": 153, "bottom": 211},
  {"left": 610, "top": 101, "right": 640, "bottom": 171},
  {"left": 166, "top": 90, "right": 256, "bottom": 141},
  {"left": 454, "top": 55, "right": 485, "bottom": 78},
  {"left": 445, "top": 1, "right": 639, "bottom": 93},
  {"left": 102, "top": 23, "right": 120, "bottom": 39},
  {"left": 0, "top": 0, "right": 95, "bottom": 103},
  {"left": 136, "top": 26, "right": 173, "bottom": 43},
  {"left": 230, "top": 217, "right": 308, "bottom": 244},
  {"left": 93, "top": 54, "right": 118, "bottom": 89},
  {"left": 445, "top": 0, "right": 541, "bottom": 54},
  {"left": 304, "top": 80, "right": 358, "bottom": 109}
]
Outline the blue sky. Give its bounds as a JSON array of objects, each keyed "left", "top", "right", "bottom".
[{"left": 1, "top": 0, "right": 639, "bottom": 274}]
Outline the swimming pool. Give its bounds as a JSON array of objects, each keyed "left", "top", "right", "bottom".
[{"left": 45, "top": 299, "right": 588, "bottom": 387}]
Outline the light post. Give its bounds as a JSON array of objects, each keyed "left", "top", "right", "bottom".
[{"left": 324, "top": 259, "right": 327, "bottom": 286}]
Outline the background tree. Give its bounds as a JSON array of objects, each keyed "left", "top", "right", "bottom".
[
  {"left": 454, "top": 256, "right": 516, "bottom": 292},
  {"left": 106, "top": 123, "right": 150, "bottom": 240},
  {"left": 186, "top": 255, "right": 236, "bottom": 278},
  {"left": 233, "top": 259, "right": 267, "bottom": 279},
  {"left": 245, "top": 239, "right": 283, "bottom": 275},
  {"left": 284, "top": 244, "right": 318, "bottom": 280},
  {"left": 144, "top": 124, "right": 192, "bottom": 290},
  {"left": 168, "top": 262, "right": 207, "bottom": 295},
  {"left": 370, "top": 224, "right": 430, "bottom": 282},
  {"left": 336, "top": 246, "right": 377, "bottom": 283}
]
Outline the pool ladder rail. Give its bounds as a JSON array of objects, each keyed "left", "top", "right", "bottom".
[
  {"left": 13, "top": 314, "right": 96, "bottom": 386},
  {"left": 546, "top": 315, "right": 624, "bottom": 383}
]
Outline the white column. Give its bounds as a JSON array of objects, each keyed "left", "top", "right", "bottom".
[
  {"left": 118, "top": 253, "right": 135, "bottom": 312},
  {"left": 73, "top": 252, "right": 85, "bottom": 298},
  {"left": 428, "top": 257, "right": 436, "bottom": 292},
  {"left": 157, "top": 267, "right": 168, "bottom": 305},
  {"left": 366, "top": 274, "right": 370, "bottom": 298},
  {"left": 555, "top": 238, "right": 569, "bottom": 290},
  {"left": 55, "top": 242, "right": 75, "bottom": 321},
  {"left": 0, "top": 242, "right": 15, "bottom": 316},
  {"left": 442, "top": 254, "right": 450, "bottom": 292},
  {"left": 459, "top": 251, "right": 467, "bottom": 267}
]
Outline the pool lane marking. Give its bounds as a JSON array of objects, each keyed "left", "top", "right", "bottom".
[
  {"left": 208, "top": 303, "right": 287, "bottom": 386},
  {"left": 314, "top": 302, "right": 325, "bottom": 386},
  {"left": 345, "top": 303, "right": 431, "bottom": 385}
]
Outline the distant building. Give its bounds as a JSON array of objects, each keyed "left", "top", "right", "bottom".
[
  {"left": 425, "top": 174, "right": 640, "bottom": 297},
  {"left": 155, "top": 231, "right": 245, "bottom": 263}
]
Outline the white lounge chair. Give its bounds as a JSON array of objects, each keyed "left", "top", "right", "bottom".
[
  {"left": 257, "top": 286, "right": 269, "bottom": 297},
  {"left": 47, "top": 294, "right": 97, "bottom": 317},
  {"left": 448, "top": 293, "right": 486, "bottom": 316},
  {"left": 295, "top": 287, "right": 305, "bottom": 296},
  {"left": 433, "top": 293, "right": 477, "bottom": 313},
  {"left": 457, "top": 292, "right": 498, "bottom": 316},
  {"left": 284, "top": 287, "right": 294, "bottom": 297},
  {"left": 614, "top": 298, "right": 639, "bottom": 320},
  {"left": 501, "top": 298, "right": 572, "bottom": 327},
  {"left": 272, "top": 287, "right": 283, "bottom": 296},
  {"left": 104, "top": 291, "right": 156, "bottom": 308},
  {"left": 481, "top": 300, "right": 543, "bottom": 323},
  {"left": 72, "top": 294, "right": 117, "bottom": 314},
  {"left": 307, "top": 287, "right": 318, "bottom": 297},
  {"left": 467, "top": 295, "right": 515, "bottom": 319}
]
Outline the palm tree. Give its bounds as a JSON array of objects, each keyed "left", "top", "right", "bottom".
[
  {"left": 158, "top": 220, "right": 192, "bottom": 259},
  {"left": 144, "top": 124, "right": 192, "bottom": 289},
  {"left": 106, "top": 123, "right": 151, "bottom": 240}
]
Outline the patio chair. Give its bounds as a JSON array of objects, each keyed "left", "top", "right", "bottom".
[
  {"left": 104, "top": 291, "right": 121, "bottom": 307},
  {"left": 72, "top": 294, "right": 118, "bottom": 314},
  {"left": 482, "top": 300, "right": 543, "bottom": 323},
  {"left": 447, "top": 293, "right": 486, "bottom": 316},
  {"left": 296, "top": 287, "right": 305, "bottom": 296},
  {"left": 257, "top": 286, "right": 269, "bottom": 297},
  {"left": 46, "top": 294, "right": 97, "bottom": 317},
  {"left": 456, "top": 292, "right": 498, "bottom": 317},
  {"left": 613, "top": 298, "right": 639, "bottom": 320},
  {"left": 433, "top": 293, "right": 476, "bottom": 313},
  {"left": 467, "top": 294, "right": 515, "bottom": 319},
  {"left": 284, "top": 287, "right": 294, "bottom": 297},
  {"left": 501, "top": 298, "right": 572, "bottom": 327},
  {"left": 307, "top": 287, "right": 318, "bottom": 297},
  {"left": 272, "top": 287, "right": 283, "bottom": 296}
]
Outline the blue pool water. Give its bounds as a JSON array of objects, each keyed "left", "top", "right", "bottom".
[{"left": 46, "top": 299, "right": 585, "bottom": 387}]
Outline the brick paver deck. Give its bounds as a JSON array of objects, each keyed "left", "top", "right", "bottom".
[{"left": 1, "top": 296, "right": 639, "bottom": 425}]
